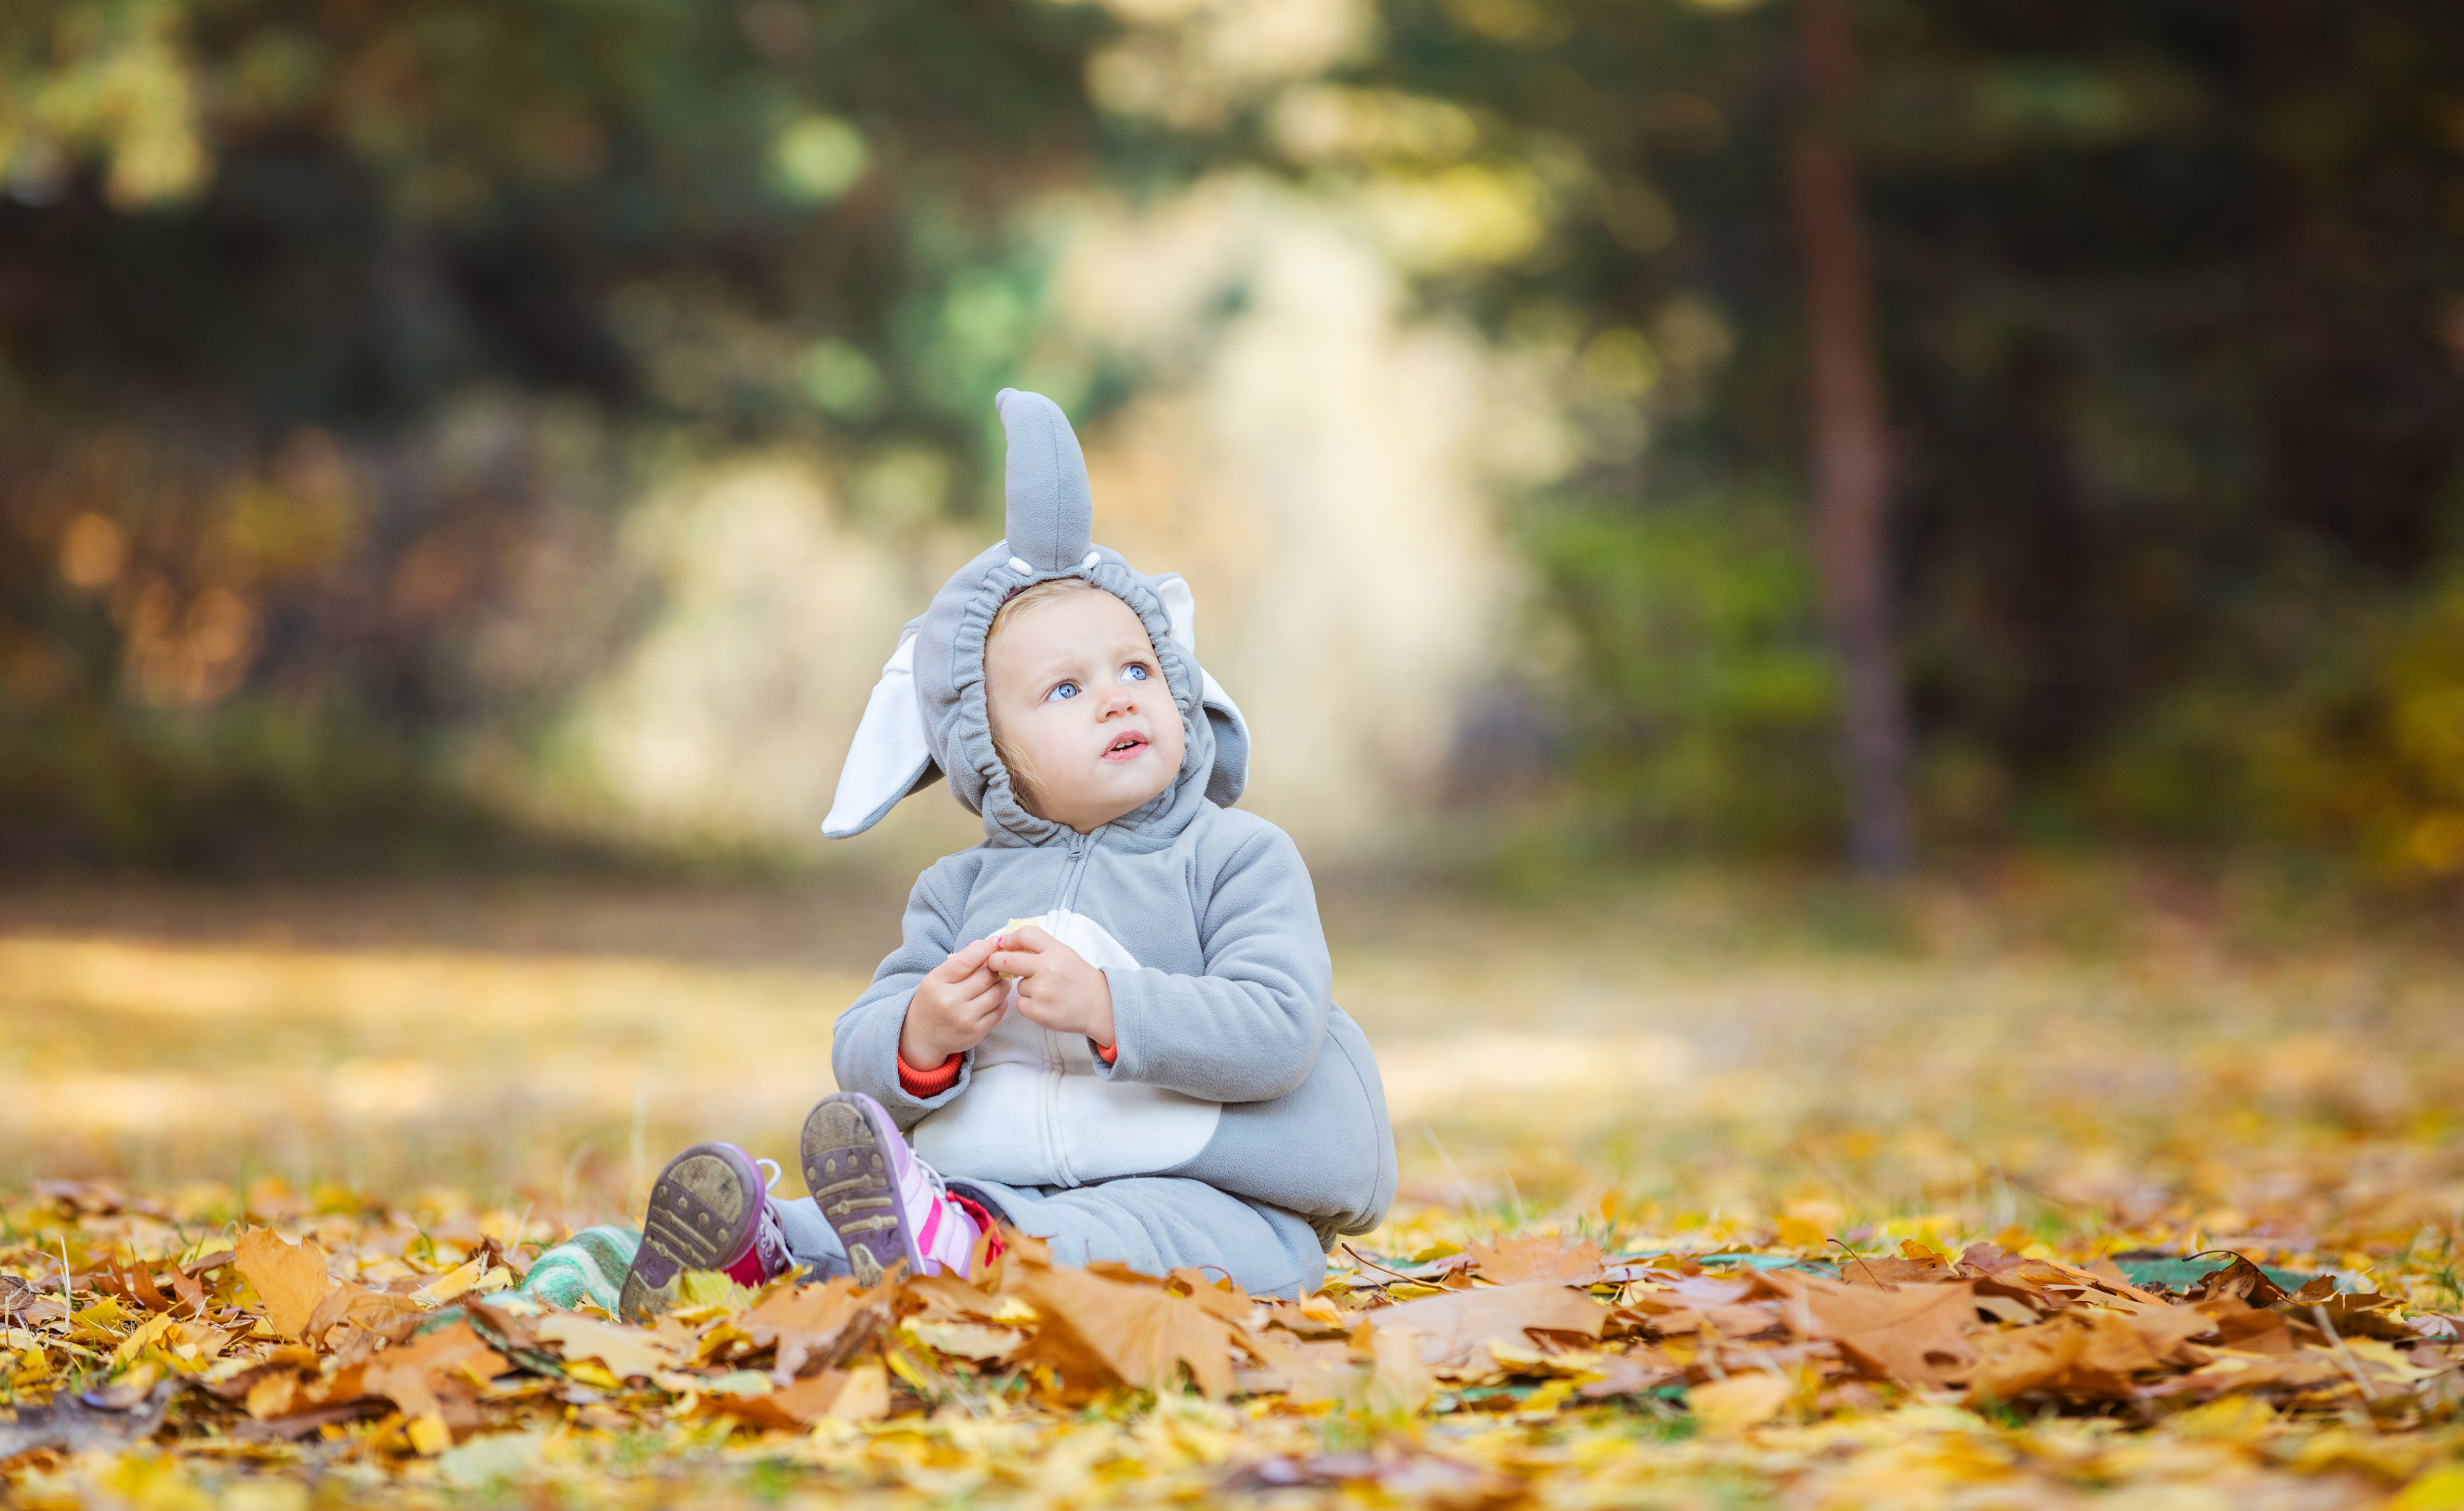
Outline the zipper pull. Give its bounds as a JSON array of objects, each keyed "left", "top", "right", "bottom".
[{"left": 1068, "top": 831, "right": 1086, "bottom": 859}]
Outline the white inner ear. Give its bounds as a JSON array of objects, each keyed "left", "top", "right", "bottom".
[
  {"left": 823, "top": 629, "right": 931, "bottom": 838},
  {"left": 1149, "top": 573, "right": 1247, "bottom": 732},
  {"left": 1150, "top": 572, "right": 1200, "bottom": 657}
]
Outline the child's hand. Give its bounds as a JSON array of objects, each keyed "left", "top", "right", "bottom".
[
  {"left": 901, "top": 937, "right": 1008, "bottom": 1069},
  {"left": 989, "top": 926, "right": 1115, "bottom": 1050}
]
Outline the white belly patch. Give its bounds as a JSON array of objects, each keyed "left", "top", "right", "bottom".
[{"left": 910, "top": 908, "right": 1222, "bottom": 1186}]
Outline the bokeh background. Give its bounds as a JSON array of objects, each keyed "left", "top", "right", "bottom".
[
  {"left": 10, "top": 0, "right": 2464, "bottom": 884},
  {"left": 7, "top": 0, "right": 2464, "bottom": 1236}
]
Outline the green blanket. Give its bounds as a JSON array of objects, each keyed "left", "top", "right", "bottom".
[{"left": 512, "top": 1225, "right": 640, "bottom": 1313}]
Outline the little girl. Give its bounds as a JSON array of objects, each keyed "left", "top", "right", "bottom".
[{"left": 618, "top": 390, "right": 1395, "bottom": 1319}]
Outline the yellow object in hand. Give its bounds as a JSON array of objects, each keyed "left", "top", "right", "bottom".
[{"left": 996, "top": 917, "right": 1042, "bottom": 979}]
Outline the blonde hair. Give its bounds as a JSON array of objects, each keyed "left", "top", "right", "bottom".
[{"left": 983, "top": 577, "right": 1105, "bottom": 812}]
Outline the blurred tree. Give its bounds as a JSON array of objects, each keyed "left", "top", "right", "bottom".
[
  {"left": 0, "top": 0, "right": 1116, "bottom": 868},
  {"left": 1792, "top": 0, "right": 1910, "bottom": 873},
  {"left": 7, "top": 0, "right": 2464, "bottom": 884},
  {"left": 1349, "top": 0, "right": 2464, "bottom": 881}
]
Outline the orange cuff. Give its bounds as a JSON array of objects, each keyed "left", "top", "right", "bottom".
[
  {"left": 897, "top": 1049, "right": 963, "bottom": 1097},
  {"left": 1096, "top": 1040, "right": 1118, "bottom": 1065}
]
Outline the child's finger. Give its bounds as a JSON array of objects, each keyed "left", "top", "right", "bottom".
[
  {"left": 948, "top": 936, "right": 999, "bottom": 970},
  {"left": 987, "top": 950, "right": 1036, "bottom": 978},
  {"left": 963, "top": 980, "right": 1008, "bottom": 1017}
]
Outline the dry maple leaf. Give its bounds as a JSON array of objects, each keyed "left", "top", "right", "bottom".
[
  {"left": 534, "top": 1313, "right": 684, "bottom": 1382},
  {"left": 2192, "top": 1255, "right": 2292, "bottom": 1308},
  {"left": 1968, "top": 1311, "right": 2151, "bottom": 1405},
  {"left": 703, "top": 1366, "right": 887, "bottom": 1430},
  {"left": 300, "top": 1282, "right": 424, "bottom": 1350},
  {"left": 1467, "top": 1234, "right": 1606, "bottom": 1287},
  {"left": 1241, "top": 1332, "right": 1366, "bottom": 1406},
  {"left": 741, "top": 1275, "right": 891, "bottom": 1378},
  {"left": 1768, "top": 1273, "right": 1981, "bottom": 1386},
  {"left": 361, "top": 1320, "right": 510, "bottom": 1433},
  {"left": 234, "top": 1229, "right": 335, "bottom": 1341},
  {"left": 1689, "top": 1371, "right": 1795, "bottom": 1435},
  {"left": 1014, "top": 1263, "right": 1241, "bottom": 1399},
  {"left": 1370, "top": 1281, "right": 1611, "bottom": 1371},
  {"left": 903, "top": 1317, "right": 1029, "bottom": 1364}
]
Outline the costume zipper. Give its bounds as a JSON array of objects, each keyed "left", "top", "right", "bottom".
[{"left": 1039, "top": 825, "right": 1100, "bottom": 1186}]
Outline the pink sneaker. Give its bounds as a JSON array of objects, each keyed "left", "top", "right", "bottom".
[
  {"left": 801, "top": 1093, "right": 986, "bottom": 1284},
  {"left": 619, "top": 1142, "right": 791, "bottom": 1321}
]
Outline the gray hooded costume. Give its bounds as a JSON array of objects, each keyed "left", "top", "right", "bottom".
[{"left": 768, "top": 390, "right": 1396, "bottom": 1298}]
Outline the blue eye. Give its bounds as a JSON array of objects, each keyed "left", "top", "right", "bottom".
[
  {"left": 1046, "top": 681, "right": 1080, "bottom": 702},
  {"left": 1122, "top": 664, "right": 1149, "bottom": 683}
]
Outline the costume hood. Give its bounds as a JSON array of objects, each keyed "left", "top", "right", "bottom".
[{"left": 824, "top": 389, "right": 1249, "bottom": 844}]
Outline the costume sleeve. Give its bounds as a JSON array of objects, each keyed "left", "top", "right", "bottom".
[
  {"left": 831, "top": 857, "right": 980, "bottom": 1129},
  {"left": 1096, "top": 820, "right": 1332, "bottom": 1102}
]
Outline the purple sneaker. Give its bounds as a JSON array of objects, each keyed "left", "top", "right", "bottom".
[
  {"left": 619, "top": 1141, "right": 790, "bottom": 1321},
  {"left": 801, "top": 1093, "right": 982, "bottom": 1285}
]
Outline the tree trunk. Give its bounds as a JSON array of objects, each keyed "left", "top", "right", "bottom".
[{"left": 1792, "top": 0, "right": 1912, "bottom": 874}]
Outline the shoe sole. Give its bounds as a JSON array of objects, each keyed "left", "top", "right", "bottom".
[
  {"left": 618, "top": 1143, "right": 763, "bottom": 1322},
  {"left": 801, "top": 1096, "right": 920, "bottom": 1286}
]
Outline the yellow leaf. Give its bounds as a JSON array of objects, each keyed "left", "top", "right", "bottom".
[
  {"left": 235, "top": 1228, "right": 335, "bottom": 1340},
  {"left": 113, "top": 1310, "right": 176, "bottom": 1366},
  {"left": 1689, "top": 1371, "right": 1793, "bottom": 1435},
  {"left": 534, "top": 1313, "right": 684, "bottom": 1381},
  {"left": 825, "top": 1362, "right": 890, "bottom": 1422},
  {"left": 2391, "top": 1468, "right": 2464, "bottom": 1511},
  {"left": 406, "top": 1412, "right": 452, "bottom": 1456},
  {"left": 410, "top": 1257, "right": 483, "bottom": 1308},
  {"left": 675, "top": 1269, "right": 757, "bottom": 1314},
  {"left": 1775, "top": 1215, "right": 1827, "bottom": 1250}
]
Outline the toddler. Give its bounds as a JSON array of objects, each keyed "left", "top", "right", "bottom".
[{"left": 618, "top": 389, "right": 1395, "bottom": 1318}]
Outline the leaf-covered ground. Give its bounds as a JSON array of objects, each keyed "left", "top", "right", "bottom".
[{"left": 6, "top": 871, "right": 2464, "bottom": 1508}]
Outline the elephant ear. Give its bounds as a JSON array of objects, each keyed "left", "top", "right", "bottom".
[
  {"left": 994, "top": 389, "right": 1095, "bottom": 574},
  {"left": 1149, "top": 572, "right": 1250, "bottom": 807},
  {"left": 822, "top": 627, "right": 940, "bottom": 838}
]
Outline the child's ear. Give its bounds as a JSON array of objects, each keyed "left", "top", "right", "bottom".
[
  {"left": 994, "top": 389, "right": 1094, "bottom": 573},
  {"left": 1149, "top": 573, "right": 1250, "bottom": 805}
]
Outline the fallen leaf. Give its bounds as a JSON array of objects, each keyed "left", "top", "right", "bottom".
[
  {"left": 1371, "top": 1282, "right": 1611, "bottom": 1371},
  {"left": 534, "top": 1313, "right": 684, "bottom": 1381},
  {"left": 301, "top": 1281, "right": 426, "bottom": 1348},
  {"left": 707, "top": 1369, "right": 847, "bottom": 1430},
  {"left": 1966, "top": 1306, "right": 2203, "bottom": 1405},
  {"left": 362, "top": 1320, "right": 511, "bottom": 1436},
  {"left": 1689, "top": 1371, "right": 1795, "bottom": 1434},
  {"left": 902, "top": 1317, "right": 1028, "bottom": 1364},
  {"left": 235, "top": 1229, "right": 336, "bottom": 1341},
  {"left": 1362, "top": 1323, "right": 1434, "bottom": 1417},
  {"left": 740, "top": 1276, "right": 890, "bottom": 1378},
  {"left": 1014, "top": 1263, "right": 1242, "bottom": 1399},
  {"left": 410, "top": 1257, "right": 485, "bottom": 1308},
  {"left": 1769, "top": 1273, "right": 1980, "bottom": 1386},
  {"left": 2193, "top": 1255, "right": 2292, "bottom": 1309},
  {"left": 1240, "top": 1332, "right": 1365, "bottom": 1406},
  {"left": 1467, "top": 1234, "right": 1606, "bottom": 1287}
]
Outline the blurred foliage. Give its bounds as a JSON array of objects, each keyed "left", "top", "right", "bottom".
[
  {"left": 1526, "top": 489, "right": 1838, "bottom": 852},
  {"left": 1344, "top": 0, "right": 2464, "bottom": 881},
  {"left": 4, "top": 0, "right": 2464, "bottom": 880}
]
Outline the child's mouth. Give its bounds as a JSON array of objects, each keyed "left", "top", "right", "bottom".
[{"left": 1102, "top": 734, "right": 1148, "bottom": 762}]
